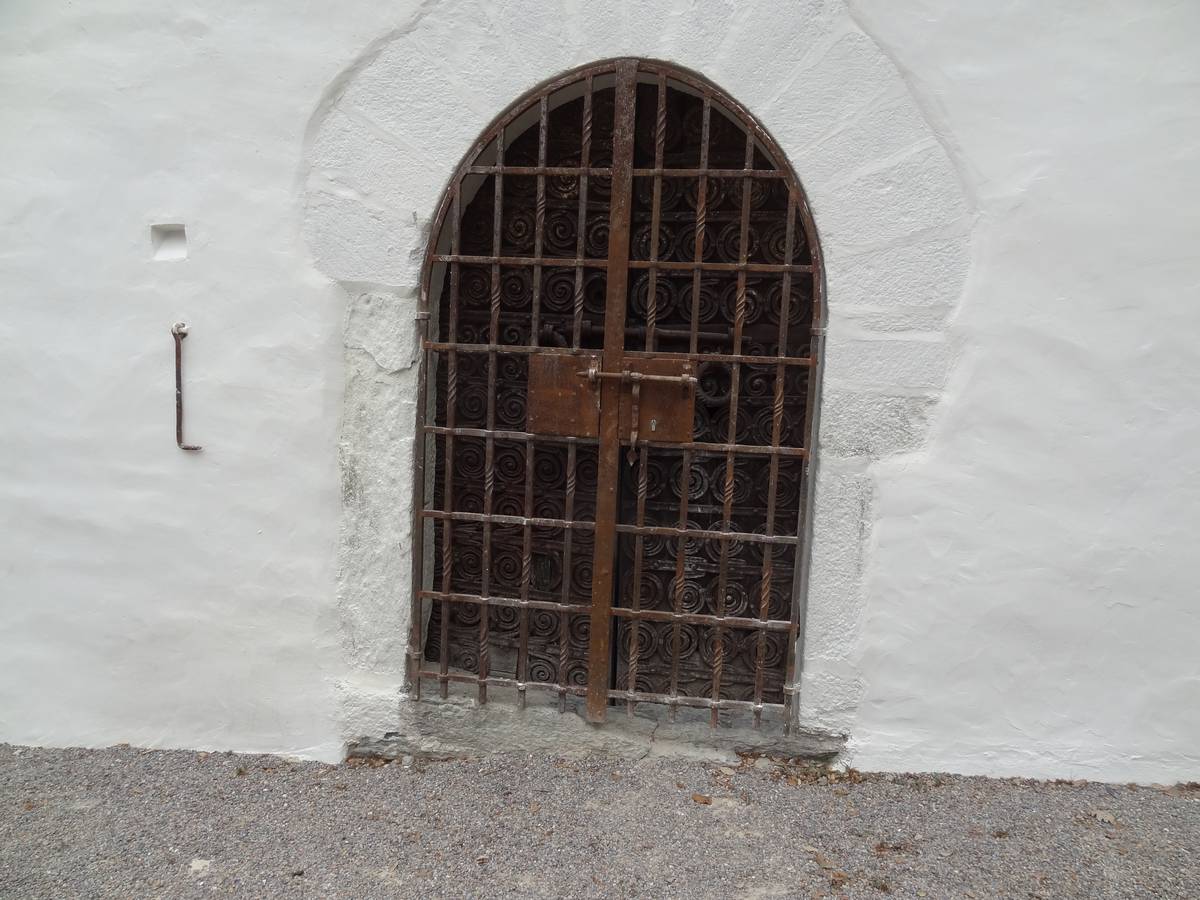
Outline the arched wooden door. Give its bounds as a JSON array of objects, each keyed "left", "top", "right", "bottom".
[{"left": 410, "top": 59, "right": 823, "bottom": 729}]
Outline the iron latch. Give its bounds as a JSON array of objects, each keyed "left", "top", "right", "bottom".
[{"left": 576, "top": 366, "right": 697, "bottom": 387}]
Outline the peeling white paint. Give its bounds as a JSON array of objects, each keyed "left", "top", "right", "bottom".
[{"left": 0, "top": 0, "right": 1197, "bottom": 783}]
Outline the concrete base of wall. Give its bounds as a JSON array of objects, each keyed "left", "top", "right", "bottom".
[{"left": 347, "top": 690, "right": 845, "bottom": 763}]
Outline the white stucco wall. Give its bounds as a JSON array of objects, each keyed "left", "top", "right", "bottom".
[{"left": 1, "top": 0, "right": 1197, "bottom": 782}]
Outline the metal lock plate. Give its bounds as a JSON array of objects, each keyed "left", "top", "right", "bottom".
[
  {"left": 616, "top": 357, "right": 696, "bottom": 444},
  {"left": 526, "top": 352, "right": 602, "bottom": 438}
]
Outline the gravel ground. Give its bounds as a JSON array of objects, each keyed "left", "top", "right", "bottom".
[{"left": 1, "top": 744, "right": 1196, "bottom": 899}]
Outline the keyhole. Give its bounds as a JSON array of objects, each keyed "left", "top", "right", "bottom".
[{"left": 650, "top": 419, "right": 658, "bottom": 432}]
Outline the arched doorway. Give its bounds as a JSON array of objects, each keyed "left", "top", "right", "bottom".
[{"left": 408, "top": 58, "right": 824, "bottom": 729}]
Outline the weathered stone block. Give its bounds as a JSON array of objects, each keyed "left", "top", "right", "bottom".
[
  {"left": 824, "top": 332, "right": 955, "bottom": 390},
  {"left": 804, "top": 465, "right": 872, "bottom": 660},
  {"left": 817, "top": 144, "right": 970, "bottom": 251},
  {"left": 303, "top": 189, "right": 423, "bottom": 285},
  {"left": 766, "top": 29, "right": 903, "bottom": 151},
  {"left": 818, "top": 389, "right": 937, "bottom": 458},
  {"left": 344, "top": 291, "right": 420, "bottom": 375},
  {"left": 828, "top": 236, "right": 971, "bottom": 310},
  {"left": 797, "top": 96, "right": 935, "bottom": 188},
  {"left": 339, "top": 37, "right": 490, "bottom": 164}
]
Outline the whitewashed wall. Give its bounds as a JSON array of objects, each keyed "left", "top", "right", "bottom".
[{"left": 1, "top": 0, "right": 1197, "bottom": 782}]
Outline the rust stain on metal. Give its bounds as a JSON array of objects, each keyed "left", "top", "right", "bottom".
[
  {"left": 615, "top": 359, "right": 696, "bottom": 446},
  {"left": 585, "top": 58, "right": 639, "bottom": 724},
  {"left": 527, "top": 353, "right": 601, "bottom": 438},
  {"left": 171, "top": 322, "right": 202, "bottom": 452}
]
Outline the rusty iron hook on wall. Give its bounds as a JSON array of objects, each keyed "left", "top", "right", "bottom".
[{"left": 171, "top": 322, "right": 202, "bottom": 451}]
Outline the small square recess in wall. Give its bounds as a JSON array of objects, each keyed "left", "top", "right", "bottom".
[{"left": 150, "top": 224, "right": 187, "bottom": 261}]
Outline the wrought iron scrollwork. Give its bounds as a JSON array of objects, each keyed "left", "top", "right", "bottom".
[{"left": 421, "top": 64, "right": 820, "bottom": 725}]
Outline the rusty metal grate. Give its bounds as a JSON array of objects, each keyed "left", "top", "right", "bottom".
[{"left": 410, "top": 59, "right": 824, "bottom": 730}]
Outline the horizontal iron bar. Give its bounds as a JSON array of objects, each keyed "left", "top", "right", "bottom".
[
  {"left": 433, "top": 326, "right": 725, "bottom": 346},
  {"left": 612, "top": 523, "right": 799, "bottom": 545},
  {"left": 605, "top": 688, "right": 783, "bottom": 713},
  {"left": 599, "top": 324, "right": 764, "bottom": 343},
  {"left": 426, "top": 341, "right": 815, "bottom": 368},
  {"left": 432, "top": 254, "right": 812, "bottom": 274},
  {"left": 422, "top": 424, "right": 806, "bottom": 457},
  {"left": 414, "top": 669, "right": 589, "bottom": 696},
  {"left": 631, "top": 168, "right": 788, "bottom": 179},
  {"left": 422, "top": 424, "right": 807, "bottom": 457},
  {"left": 618, "top": 439, "right": 809, "bottom": 458},
  {"left": 423, "top": 425, "right": 599, "bottom": 446},
  {"left": 421, "top": 509, "right": 596, "bottom": 531},
  {"left": 419, "top": 590, "right": 593, "bottom": 616},
  {"left": 610, "top": 605, "right": 795, "bottom": 632},
  {"left": 410, "top": 667, "right": 797, "bottom": 706},
  {"left": 461, "top": 166, "right": 787, "bottom": 180},
  {"left": 621, "top": 349, "right": 814, "bottom": 367},
  {"left": 628, "top": 260, "right": 812, "bottom": 273},
  {"left": 435, "top": 254, "right": 607, "bottom": 268},
  {"left": 466, "top": 165, "right": 614, "bottom": 176},
  {"left": 461, "top": 165, "right": 789, "bottom": 180},
  {"left": 425, "top": 342, "right": 593, "bottom": 356}
]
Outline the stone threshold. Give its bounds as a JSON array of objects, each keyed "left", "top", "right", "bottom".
[{"left": 347, "top": 688, "right": 845, "bottom": 763}]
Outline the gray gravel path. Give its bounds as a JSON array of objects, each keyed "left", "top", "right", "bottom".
[{"left": 1, "top": 744, "right": 1196, "bottom": 898}]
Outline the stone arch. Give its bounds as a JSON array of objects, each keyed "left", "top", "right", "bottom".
[{"left": 302, "top": 0, "right": 972, "bottom": 753}]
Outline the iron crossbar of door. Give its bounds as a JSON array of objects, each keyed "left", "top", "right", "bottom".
[{"left": 408, "top": 58, "right": 825, "bottom": 729}]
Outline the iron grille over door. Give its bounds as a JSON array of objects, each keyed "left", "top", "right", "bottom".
[{"left": 411, "top": 59, "right": 824, "bottom": 729}]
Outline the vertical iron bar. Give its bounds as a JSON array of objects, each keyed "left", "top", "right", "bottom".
[
  {"left": 409, "top": 341, "right": 429, "bottom": 701},
  {"left": 624, "top": 74, "right": 667, "bottom": 717},
  {"left": 517, "top": 435, "right": 534, "bottom": 707},
  {"left": 531, "top": 95, "right": 548, "bottom": 350},
  {"left": 408, "top": 302, "right": 431, "bottom": 697},
  {"left": 480, "top": 128, "right": 506, "bottom": 705},
  {"left": 438, "top": 185, "right": 462, "bottom": 700},
  {"left": 669, "top": 95, "right": 711, "bottom": 718},
  {"left": 758, "top": 190, "right": 797, "bottom": 726},
  {"left": 626, "top": 442, "right": 649, "bottom": 716},
  {"left": 687, "top": 98, "right": 711, "bottom": 358},
  {"left": 585, "top": 59, "right": 638, "bottom": 724},
  {"left": 645, "top": 74, "right": 667, "bottom": 354},
  {"left": 711, "top": 129, "right": 755, "bottom": 726},
  {"left": 513, "top": 99, "right": 549, "bottom": 708},
  {"left": 558, "top": 438, "right": 578, "bottom": 712},
  {"left": 572, "top": 77, "right": 593, "bottom": 349},
  {"left": 785, "top": 192, "right": 825, "bottom": 733}
]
